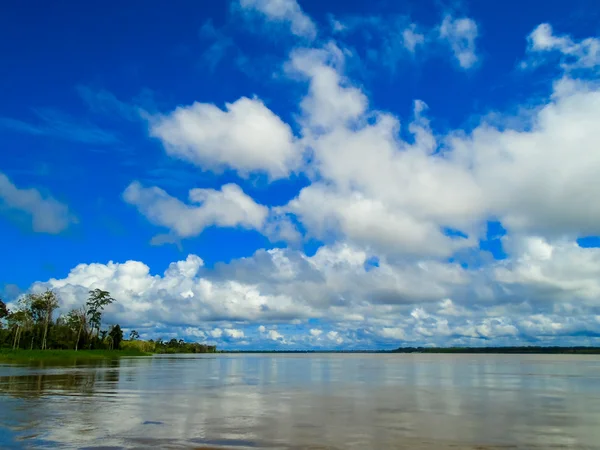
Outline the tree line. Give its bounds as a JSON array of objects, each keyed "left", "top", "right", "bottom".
[
  {"left": 0, "top": 289, "right": 217, "bottom": 353},
  {"left": 392, "top": 346, "right": 600, "bottom": 354},
  {"left": 0, "top": 289, "right": 122, "bottom": 351},
  {"left": 123, "top": 335, "right": 216, "bottom": 354}
]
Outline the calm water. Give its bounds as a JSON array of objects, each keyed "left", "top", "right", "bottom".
[{"left": 0, "top": 354, "right": 599, "bottom": 449}]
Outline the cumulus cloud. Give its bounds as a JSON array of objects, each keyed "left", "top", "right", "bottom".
[
  {"left": 438, "top": 15, "right": 479, "bottom": 69},
  {"left": 123, "top": 181, "right": 269, "bottom": 240},
  {"left": 286, "top": 44, "right": 367, "bottom": 130},
  {"left": 0, "top": 172, "right": 75, "bottom": 233},
  {"left": 495, "top": 236, "right": 600, "bottom": 306},
  {"left": 239, "top": 0, "right": 317, "bottom": 40},
  {"left": 280, "top": 46, "right": 483, "bottom": 256},
  {"left": 267, "top": 329, "right": 285, "bottom": 341},
  {"left": 449, "top": 77, "right": 600, "bottom": 238},
  {"left": 224, "top": 328, "right": 245, "bottom": 339},
  {"left": 25, "top": 233, "right": 600, "bottom": 347},
  {"left": 149, "top": 97, "right": 299, "bottom": 179},
  {"left": 21, "top": 23, "right": 600, "bottom": 348}
]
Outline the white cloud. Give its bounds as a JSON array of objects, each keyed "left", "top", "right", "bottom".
[
  {"left": 495, "top": 236, "right": 600, "bottom": 306},
  {"left": 448, "top": 77, "right": 600, "bottom": 238},
  {"left": 438, "top": 15, "right": 479, "bottom": 69},
  {"left": 0, "top": 172, "right": 75, "bottom": 233},
  {"left": 379, "top": 327, "right": 407, "bottom": 340},
  {"left": 277, "top": 37, "right": 600, "bottom": 260},
  {"left": 209, "top": 328, "right": 224, "bottom": 338},
  {"left": 267, "top": 329, "right": 284, "bottom": 341},
  {"left": 526, "top": 23, "right": 600, "bottom": 70},
  {"left": 24, "top": 235, "right": 600, "bottom": 346},
  {"left": 123, "top": 182, "right": 269, "bottom": 239},
  {"left": 280, "top": 46, "right": 483, "bottom": 257},
  {"left": 326, "top": 330, "right": 343, "bottom": 344},
  {"left": 224, "top": 328, "right": 245, "bottom": 339},
  {"left": 287, "top": 44, "right": 368, "bottom": 130},
  {"left": 183, "top": 327, "right": 206, "bottom": 338},
  {"left": 239, "top": 0, "right": 317, "bottom": 40},
  {"left": 149, "top": 96, "right": 299, "bottom": 179}
]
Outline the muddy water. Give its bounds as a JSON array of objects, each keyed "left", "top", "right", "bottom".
[{"left": 1, "top": 354, "right": 599, "bottom": 449}]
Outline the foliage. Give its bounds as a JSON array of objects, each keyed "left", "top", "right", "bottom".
[
  {"left": 108, "top": 324, "right": 123, "bottom": 350},
  {"left": 0, "top": 289, "right": 122, "bottom": 352},
  {"left": 121, "top": 338, "right": 216, "bottom": 354},
  {"left": 0, "top": 289, "right": 217, "bottom": 355},
  {"left": 86, "top": 289, "right": 115, "bottom": 340}
]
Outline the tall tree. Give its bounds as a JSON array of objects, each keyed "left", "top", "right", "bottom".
[
  {"left": 38, "top": 290, "right": 59, "bottom": 350},
  {"left": 86, "top": 289, "right": 115, "bottom": 344},
  {"left": 129, "top": 330, "right": 139, "bottom": 340},
  {"left": 66, "top": 307, "right": 87, "bottom": 351},
  {"left": 7, "top": 306, "right": 32, "bottom": 350}
]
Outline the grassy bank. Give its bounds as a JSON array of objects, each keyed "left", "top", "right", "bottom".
[{"left": 0, "top": 348, "right": 151, "bottom": 362}]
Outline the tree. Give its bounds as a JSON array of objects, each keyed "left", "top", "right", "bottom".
[
  {"left": 129, "top": 330, "right": 139, "bottom": 340},
  {"left": 21, "top": 291, "right": 59, "bottom": 350},
  {"left": 109, "top": 325, "right": 123, "bottom": 350},
  {"left": 86, "top": 289, "right": 115, "bottom": 344},
  {"left": 38, "top": 290, "right": 59, "bottom": 350},
  {"left": 7, "top": 305, "right": 32, "bottom": 350},
  {"left": 66, "top": 307, "right": 87, "bottom": 351},
  {"left": 0, "top": 298, "right": 9, "bottom": 327}
]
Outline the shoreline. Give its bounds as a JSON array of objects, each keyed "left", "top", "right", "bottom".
[
  {"left": 1, "top": 346, "right": 599, "bottom": 363},
  {"left": 222, "top": 346, "right": 600, "bottom": 354}
]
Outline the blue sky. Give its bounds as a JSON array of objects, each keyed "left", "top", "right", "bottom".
[{"left": 2, "top": 0, "right": 600, "bottom": 349}]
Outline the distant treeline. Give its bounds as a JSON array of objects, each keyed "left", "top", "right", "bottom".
[
  {"left": 392, "top": 346, "right": 600, "bottom": 354},
  {"left": 0, "top": 291, "right": 215, "bottom": 354},
  {"left": 223, "top": 347, "right": 600, "bottom": 354},
  {"left": 223, "top": 350, "right": 388, "bottom": 354},
  {"left": 122, "top": 338, "right": 216, "bottom": 354}
]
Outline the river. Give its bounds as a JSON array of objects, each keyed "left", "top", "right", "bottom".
[{"left": 1, "top": 353, "right": 599, "bottom": 449}]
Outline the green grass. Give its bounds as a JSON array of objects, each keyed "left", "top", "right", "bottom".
[{"left": 0, "top": 348, "right": 151, "bottom": 362}]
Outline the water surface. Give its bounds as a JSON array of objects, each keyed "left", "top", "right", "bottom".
[{"left": 1, "top": 354, "right": 599, "bottom": 449}]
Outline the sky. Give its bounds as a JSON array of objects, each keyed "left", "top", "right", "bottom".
[{"left": 2, "top": 0, "right": 600, "bottom": 350}]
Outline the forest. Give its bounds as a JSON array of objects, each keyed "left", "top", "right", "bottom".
[
  {"left": 392, "top": 346, "right": 600, "bottom": 354},
  {"left": 0, "top": 289, "right": 215, "bottom": 354}
]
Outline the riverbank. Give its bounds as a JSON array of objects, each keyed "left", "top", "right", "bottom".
[{"left": 0, "top": 349, "right": 151, "bottom": 362}]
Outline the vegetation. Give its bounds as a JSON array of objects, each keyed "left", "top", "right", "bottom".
[
  {"left": 0, "top": 291, "right": 216, "bottom": 360},
  {"left": 122, "top": 338, "right": 216, "bottom": 354}
]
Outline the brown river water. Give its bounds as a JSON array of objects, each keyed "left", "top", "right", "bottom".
[{"left": 0, "top": 354, "right": 599, "bottom": 449}]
